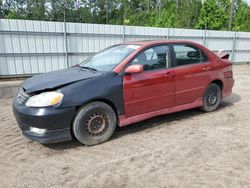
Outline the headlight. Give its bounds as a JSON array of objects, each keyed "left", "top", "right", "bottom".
[{"left": 25, "top": 91, "right": 64, "bottom": 107}]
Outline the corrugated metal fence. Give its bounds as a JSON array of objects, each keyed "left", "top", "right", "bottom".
[{"left": 0, "top": 19, "right": 250, "bottom": 78}]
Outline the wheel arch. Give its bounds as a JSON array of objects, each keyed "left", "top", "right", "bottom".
[
  {"left": 76, "top": 98, "right": 120, "bottom": 122},
  {"left": 70, "top": 98, "right": 120, "bottom": 140},
  {"left": 210, "top": 79, "right": 223, "bottom": 91}
]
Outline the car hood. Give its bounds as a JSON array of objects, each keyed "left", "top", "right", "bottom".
[{"left": 22, "top": 67, "right": 102, "bottom": 93}]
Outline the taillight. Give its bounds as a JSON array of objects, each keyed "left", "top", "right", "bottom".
[{"left": 224, "top": 70, "right": 233, "bottom": 78}]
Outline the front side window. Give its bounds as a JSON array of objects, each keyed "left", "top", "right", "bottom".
[
  {"left": 173, "top": 45, "right": 207, "bottom": 66},
  {"left": 81, "top": 44, "right": 140, "bottom": 72},
  {"left": 131, "top": 45, "right": 170, "bottom": 71}
]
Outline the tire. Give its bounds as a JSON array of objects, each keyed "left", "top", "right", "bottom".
[
  {"left": 201, "top": 83, "right": 222, "bottom": 112},
  {"left": 72, "top": 102, "right": 117, "bottom": 145}
]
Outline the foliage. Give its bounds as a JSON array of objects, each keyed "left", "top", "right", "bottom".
[
  {"left": 2, "top": 0, "right": 28, "bottom": 19},
  {"left": 27, "top": 0, "right": 47, "bottom": 20},
  {"left": 195, "top": 0, "right": 230, "bottom": 30},
  {"left": 233, "top": 0, "right": 250, "bottom": 31},
  {"left": 0, "top": 0, "right": 250, "bottom": 32},
  {"left": 0, "top": 0, "right": 2, "bottom": 18}
]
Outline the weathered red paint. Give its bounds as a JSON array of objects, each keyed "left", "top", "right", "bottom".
[
  {"left": 123, "top": 68, "right": 176, "bottom": 117},
  {"left": 119, "top": 98, "right": 203, "bottom": 127},
  {"left": 114, "top": 40, "right": 234, "bottom": 127}
]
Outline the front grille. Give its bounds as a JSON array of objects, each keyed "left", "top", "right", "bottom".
[{"left": 16, "top": 88, "right": 30, "bottom": 105}]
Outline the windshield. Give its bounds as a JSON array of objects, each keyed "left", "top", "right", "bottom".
[{"left": 80, "top": 44, "right": 140, "bottom": 72}]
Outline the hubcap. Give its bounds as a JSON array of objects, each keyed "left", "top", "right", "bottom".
[
  {"left": 85, "top": 112, "right": 109, "bottom": 136},
  {"left": 206, "top": 89, "right": 218, "bottom": 106}
]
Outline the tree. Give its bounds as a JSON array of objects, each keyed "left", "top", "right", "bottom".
[
  {"left": 122, "top": 0, "right": 155, "bottom": 26},
  {"left": 147, "top": 1, "right": 179, "bottom": 28},
  {"left": 2, "top": 0, "right": 28, "bottom": 19},
  {"left": 0, "top": 0, "right": 250, "bottom": 32},
  {"left": 0, "top": 0, "right": 3, "bottom": 18},
  {"left": 177, "top": 0, "right": 202, "bottom": 28},
  {"left": 47, "top": 0, "right": 75, "bottom": 22},
  {"left": 232, "top": 0, "right": 250, "bottom": 31},
  {"left": 195, "top": 0, "right": 230, "bottom": 30},
  {"left": 129, "top": 0, "right": 202, "bottom": 29},
  {"left": 27, "top": 0, "right": 47, "bottom": 20}
]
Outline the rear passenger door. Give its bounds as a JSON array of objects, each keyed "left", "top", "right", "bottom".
[{"left": 172, "top": 44, "right": 212, "bottom": 106}]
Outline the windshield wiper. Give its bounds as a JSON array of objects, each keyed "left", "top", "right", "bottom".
[
  {"left": 81, "top": 66, "right": 98, "bottom": 73},
  {"left": 71, "top": 64, "right": 81, "bottom": 68}
]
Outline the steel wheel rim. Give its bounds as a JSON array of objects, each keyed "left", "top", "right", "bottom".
[
  {"left": 206, "top": 89, "right": 218, "bottom": 106},
  {"left": 85, "top": 112, "right": 109, "bottom": 136}
]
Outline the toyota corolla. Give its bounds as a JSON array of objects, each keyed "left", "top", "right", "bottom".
[{"left": 13, "top": 40, "right": 234, "bottom": 145}]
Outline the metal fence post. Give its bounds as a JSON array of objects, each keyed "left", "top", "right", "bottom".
[
  {"left": 231, "top": 32, "right": 237, "bottom": 63},
  {"left": 203, "top": 26, "right": 207, "bottom": 46},
  {"left": 122, "top": 24, "right": 126, "bottom": 42},
  {"left": 64, "top": 9, "right": 69, "bottom": 68},
  {"left": 202, "top": 22, "right": 208, "bottom": 46},
  {"left": 167, "top": 28, "right": 170, "bottom": 39}
]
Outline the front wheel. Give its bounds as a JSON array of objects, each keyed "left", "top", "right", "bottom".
[
  {"left": 201, "top": 83, "right": 222, "bottom": 112},
  {"left": 72, "top": 102, "right": 117, "bottom": 145}
]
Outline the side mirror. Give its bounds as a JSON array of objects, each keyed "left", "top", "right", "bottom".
[{"left": 125, "top": 64, "right": 143, "bottom": 74}]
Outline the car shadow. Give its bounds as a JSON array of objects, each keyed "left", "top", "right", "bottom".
[{"left": 44, "top": 92, "right": 241, "bottom": 150}]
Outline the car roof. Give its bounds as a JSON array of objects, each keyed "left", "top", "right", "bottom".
[{"left": 123, "top": 40, "right": 199, "bottom": 47}]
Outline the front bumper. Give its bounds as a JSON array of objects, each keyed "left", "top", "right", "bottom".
[
  {"left": 21, "top": 127, "right": 72, "bottom": 144},
  {"left": 13, "top": 99, "right": 76, "bottom": 144}
]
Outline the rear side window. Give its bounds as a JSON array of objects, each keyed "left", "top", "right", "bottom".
[
  {"left": 173, "top": 44, "right": 207, "bottom": 66},
  {"left": 131, "top": 45, "right": 170, "bottom": 71}
]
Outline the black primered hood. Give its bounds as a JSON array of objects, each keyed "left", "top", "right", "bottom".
[{"left": 22, "top": 67, "right": 102, "bottom": 93}]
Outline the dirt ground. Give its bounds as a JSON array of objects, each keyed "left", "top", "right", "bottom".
[{"left": 0, "top": 65, "right": 250, "bottom": 188}]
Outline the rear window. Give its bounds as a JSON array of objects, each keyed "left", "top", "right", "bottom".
[{"left": 173, "top": 44, "right": 207, "bottom": 66}]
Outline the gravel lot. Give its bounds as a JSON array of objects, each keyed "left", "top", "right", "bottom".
[{"left": 0, "top": 65, "right": 250, "bottom": 188}]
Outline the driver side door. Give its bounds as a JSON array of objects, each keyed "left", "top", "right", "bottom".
[{"left": 123, "top": 45, "right": 176, "bottom": 117}]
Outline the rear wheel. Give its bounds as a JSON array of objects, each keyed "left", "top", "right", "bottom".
[
  {"left": 201, "top": 83, "right": 222, "bottom": 112},
  {"left": 73, "top": 102, "right": 117, "bottom": 145}
]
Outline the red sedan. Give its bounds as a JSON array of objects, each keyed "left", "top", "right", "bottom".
[{"left": 13, "top": 40, "right": 234, "bottom": 145}]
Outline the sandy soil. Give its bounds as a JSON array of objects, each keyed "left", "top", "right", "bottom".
[{"left": 0, "top": 65, "right": 250, "bottom": 188}]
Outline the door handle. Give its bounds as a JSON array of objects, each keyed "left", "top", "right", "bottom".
[
  {"left": 202, "top": 66, "right": 211, "bottom": 71},
  {"left": 164, "top": 72, "right": 176, "bottom": 78}
]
